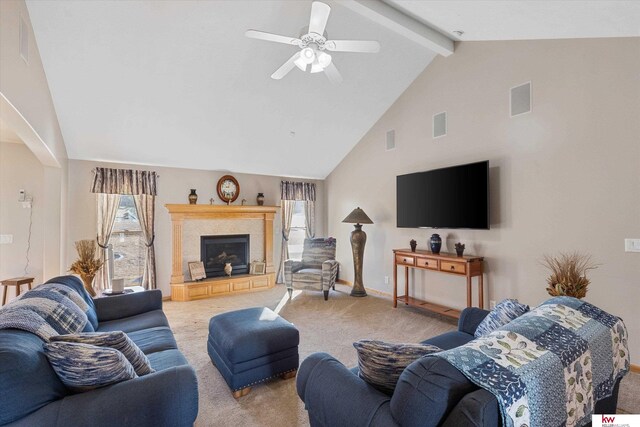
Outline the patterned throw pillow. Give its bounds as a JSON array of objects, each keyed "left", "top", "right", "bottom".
[
  {"left": 474, "top": 299, "right": 530, "bottom": 337},
  {"left": 51, "top": 331, "right": 154, "bottom": 376},
  {"left": 353, "top": 340, "right": 442, "bottom": 394},
  {"left": 44, "top": 341, "right": 137, "bottom": 392}
]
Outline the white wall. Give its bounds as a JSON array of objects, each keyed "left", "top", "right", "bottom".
[
  {"left": 66, "top": 159, "right": 326, "bottom": 296},
  {"left": 0, "top": 142, "right": 45, "bottom": 290},
  {"left": 0, "top": 0, "right": 68, "bottom": 278},
  {"left": 325, "top": 38, "right": 640, "bottom": 363}
]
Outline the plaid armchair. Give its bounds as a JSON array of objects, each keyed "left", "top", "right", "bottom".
[{"left": 285, "top": 238, "right": 338, "bottom": 301}]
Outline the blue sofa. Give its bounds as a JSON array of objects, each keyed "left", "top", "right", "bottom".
[
  {"left": 297, "top": 307, "right": 621, "bottom": 427},
  {"left": 0, "top": 275, "right": 198, "bottom": 427}
]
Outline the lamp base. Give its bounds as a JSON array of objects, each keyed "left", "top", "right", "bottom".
[{"left": 350, "top": 224, "right": 368, "bottom": 298}]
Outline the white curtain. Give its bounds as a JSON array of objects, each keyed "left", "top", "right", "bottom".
[
  {"left": 304, "top": 201, "right": 315, "bottom": 239},
  {"left": 95, "top": 194, "right": 120, "bottom": 292},
  {"left": 133, "top": 194, "right": 156, "bottom": 290},
  {"left": 277, "top": 200, "right": 295, "bottom": 284}
]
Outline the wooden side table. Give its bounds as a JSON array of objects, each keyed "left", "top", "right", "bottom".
[{"left": 1, "top": 277, "right": 34, "bottom": 306}]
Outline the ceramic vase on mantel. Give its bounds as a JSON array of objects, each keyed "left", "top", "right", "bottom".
[
  {"left": 430, "top": 234, "right": 442, "bottom": 254},
  {"left": 224, "top": 262, "right": 233, "bottom": 277},
  {"left": 256, "top": 193, "right": 265, "bottom": 206},
  {"left": 188, "top": 189, "right": 198, "bottom": 205}
]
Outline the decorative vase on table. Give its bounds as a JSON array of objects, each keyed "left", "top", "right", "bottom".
[
  {"left": 224, "top": 263, "right": 233, "bottom": 277},
  {"left": 188, "top": 189, "right": 198, "bottom": 205},
  {"left": 256, "top": 193, "right": 265, "bottom": 206},
  {"left": 410, "top": 239, "right": 417, "bottom": 252},
  {"left": 455, "top": 242, "right": 465, "bottom": 257},
  {"left": 430, "top": 234, "right": 442, "bottom": 254}
]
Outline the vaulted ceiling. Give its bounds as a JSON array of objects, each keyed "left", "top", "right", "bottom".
[{"left": 25, "top": 1, "right": 640, "bottom": 179}]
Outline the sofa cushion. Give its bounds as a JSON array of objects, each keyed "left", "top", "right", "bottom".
[
  {"left": 474, "top": 299, "right": 529, "bottom": 337},
  {"left": 147, "top": 348, "right": 190, "bottom": 371},
  {"left": 353, "top": 340, "right": 441, "bottom": 394},
  {"left": 390, "top": 356, "right": 478, "bottom": 427},
  {"left": 0, "top": 329, "right": 68, "bottom": 425},
  {"left": 422, "top": 331, "right": 476, "bottom": 350},
  {"left": 126, "top": 326, "right": 178, "bottom": 355},
  {"left": 46, "top": 275, "right": 99, "bottom": 330},
  {"left": 51, "top": 331, "right": 154, "bottom": 376},
  {"left": 97, "top": 309, "right": 169, "bottom": 333},
  {"left": 43, "top": 341, "right": 137, "bottom": 392}
]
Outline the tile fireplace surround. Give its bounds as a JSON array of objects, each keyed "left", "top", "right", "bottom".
[{"left": 165, "top": 204, "right": 278, "bottom": 301}]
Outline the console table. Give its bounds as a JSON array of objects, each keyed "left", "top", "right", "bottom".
[{"left": 393, "top": 249, "right": 484, "bottom": 319}]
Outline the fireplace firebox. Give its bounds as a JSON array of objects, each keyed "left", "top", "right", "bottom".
[{"left": 200, "top": 234, "right": 250, "bottom": 278}]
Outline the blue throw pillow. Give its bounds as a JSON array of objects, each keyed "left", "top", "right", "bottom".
[
  {"left": 474, "top": 299, "right": 529, "bottom": 337},
  {"left": 46, "top": 275, "right": 99, "bottom": 330},
  {"left": 353, "top": 340, "right": 442, "bottom": 394},
  {"left": 51, "top": 331, "right": 154, "bottom": 376},
  {"left": 43, "top": 341, "right": 137, "bottom": 392}
]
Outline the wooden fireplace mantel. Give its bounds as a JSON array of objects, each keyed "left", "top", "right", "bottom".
[{"left": 165, "top": 204, "right": 279, "bottom": 301}]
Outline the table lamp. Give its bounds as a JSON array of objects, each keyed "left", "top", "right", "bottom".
[{"left": 342, "top": 207, "right": 373, "bottom": 297}]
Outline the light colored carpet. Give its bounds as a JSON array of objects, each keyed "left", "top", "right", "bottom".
[{"left": 163, "top": 284, "right": 640, "bottom": 426}]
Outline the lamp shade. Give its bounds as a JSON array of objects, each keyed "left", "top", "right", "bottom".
[{"left": 342, "top": 207, "right": 373, "bottom": 225}]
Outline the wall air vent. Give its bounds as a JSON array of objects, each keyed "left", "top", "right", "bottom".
[
  {"left": 433, "top": 112, "right": 447, "bottom": 139},
  {"left": 510, "top": 82, "right": 531, "bottom": 117},
  {"left": 19, "top": 16, "right": 29, "bottom": 63},
  {"left": 386, "top": 129, "right": 396, "bottom": 151}
]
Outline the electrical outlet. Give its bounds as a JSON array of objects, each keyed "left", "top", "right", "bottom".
[
  {"left": 384, "top": 276, "right": 389, "bottom": 284},
  {"left": 490, "top": 300, "right": 496, "bottom": 309},
  {"left": 0, "top": 234, "right": 13, "bottom": 244}
]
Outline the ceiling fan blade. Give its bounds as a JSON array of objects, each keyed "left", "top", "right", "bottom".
[
  {"left": 309, "top": 1, "right": 331, "bottom": 35},
  {"left": 323, "top": 62, "right": 343, "bottom": 85},
  {"left": 245, "top": 30, "right": 301, "bottom": 46},
  {"left": 271, "top": 52, "right": 301, "bottom": 80},
  {"left": 325, "top": 40, "right": 380, "bottom": 53}
]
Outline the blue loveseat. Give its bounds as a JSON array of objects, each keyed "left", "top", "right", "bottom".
[
  {"left": 0, "top": 275, "right": 198, "bottom": 427},
  {"left": 297, "top": 307, "right": 621, "bottom": 427}
]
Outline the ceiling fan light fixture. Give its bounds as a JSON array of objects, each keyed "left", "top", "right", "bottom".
[
  {"left": 310, "top": 59, "right": 324, "bottom": 74},
  {"left": 294, "top": 56, "right": 308, "bottom": 71},
  {"left": 300, "top": 47, "right": 315, "bottom": 64},
  {"left": 317, "top": 51, "right": 332, "bottom": 67}
]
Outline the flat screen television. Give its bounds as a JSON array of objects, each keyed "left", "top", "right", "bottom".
[{"left": 397, "top": 161, "right": 489, "bottom": 229}]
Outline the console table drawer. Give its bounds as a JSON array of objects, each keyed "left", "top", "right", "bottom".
[
  {"left": 396, "top": 254, "right": 415, "bottom": 266},
  {"left": 416, "top": 258, "right": 438, "bottom": 270},
  {"left": 441, "top": 261, "right": 466, "bottom": 274}
]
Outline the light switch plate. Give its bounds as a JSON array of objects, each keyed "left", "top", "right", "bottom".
[
  {"left": 624, "top": 239, "right": 640, "bottom": 252},
  {"left": 0, "top": 234, "right": 13, "bottom": 244}
]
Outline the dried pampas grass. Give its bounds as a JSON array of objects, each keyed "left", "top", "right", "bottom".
[
  {"left": 541, "top": 252, "right": 598, "bottom": 299},
  {"left": 69, "top": 240, "right": 103, "bottom": 297}
]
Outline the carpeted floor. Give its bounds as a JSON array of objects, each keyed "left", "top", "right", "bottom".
[{"left": 164, "top": 283, "right": 640, "bottom": 426}]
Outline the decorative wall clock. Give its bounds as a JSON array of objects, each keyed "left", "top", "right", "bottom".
[{"left": 217, "top": 175, "right": 240, "bottom": 204}]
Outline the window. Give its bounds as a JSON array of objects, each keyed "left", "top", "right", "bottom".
[
  {"left": 288, "top": 201, "right": 307, "bottom": 261},
  {"left": 111, "top": 196, "right": 145, "bottom": 286}
]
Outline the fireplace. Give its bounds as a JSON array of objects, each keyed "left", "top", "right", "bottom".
[{"left": 201, "top": 234, "right": 250, "bottom": 278}]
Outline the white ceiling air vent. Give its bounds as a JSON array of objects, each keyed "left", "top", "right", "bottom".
[
  {"left": 510, "top": 82, "right": 531, "bottom": 117},
  {"left": 386, "top": 129, "right": 396, "bottom": 151},
  {"left": 433, "top": 112, "right": 447, "bottom": 139},
  {"left": 19, "top": 16, "right": 29, "bottom": 63}
]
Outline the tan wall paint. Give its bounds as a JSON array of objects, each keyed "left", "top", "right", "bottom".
[
  {"left": 0, "top": 0, "right": 69, "bottom": 280},
  {"left": 325, "top": 38, "right": 640, "bottom": 363},
  {"left": 67, "top": 159, "right": 326, "bottom": 296},
  {"left": 0, "top": 142, "right": 45, "bottom": 290}
]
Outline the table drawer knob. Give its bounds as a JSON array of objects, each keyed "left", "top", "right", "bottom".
[
  {"left": 450, "top": 266, "right": 455, "bottom": 270},
  {"left": 403, "top": 258, "right": 408, "bottom": 262}
]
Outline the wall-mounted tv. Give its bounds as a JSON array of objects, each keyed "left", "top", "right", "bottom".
[{"left": 397, "top": 161, "right": 489, "bottom": 229}]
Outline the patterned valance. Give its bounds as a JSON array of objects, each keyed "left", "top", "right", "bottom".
[
  {"left": 91, "top": 168, "right": 158, "bottom": 196},
  {"left": 280, "top": 181, "right": 316, "bottom": 201}
]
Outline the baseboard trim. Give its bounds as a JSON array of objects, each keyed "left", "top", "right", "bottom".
[
  {"left": 631, "top": 364, "right": 640, "bottom": 374},
  {"left": 336, "top": 279, "right": 392, "bottom": 298},
  {"left": 162, "top": 296, "right": 171, "bottom": 301}
]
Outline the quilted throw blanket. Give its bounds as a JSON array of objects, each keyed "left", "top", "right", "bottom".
[
  {"left": 0, "top": 283, "right": 89, "bottom": 340},
  {"left": 437, "top": 297, "right": 629, "bottom": 427}
]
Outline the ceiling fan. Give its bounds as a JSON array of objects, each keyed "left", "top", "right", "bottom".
[{"left": 245, "top": 1, "right": 380, "bottom": 84}]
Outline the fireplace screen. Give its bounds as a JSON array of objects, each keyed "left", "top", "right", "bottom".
[{"left": 200, "top": 234, "right": 250, "bottom": 278}]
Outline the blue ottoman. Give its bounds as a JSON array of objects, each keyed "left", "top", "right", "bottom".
[{"left": 207, "top": 307, "right": 299, "bottom": 398}]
